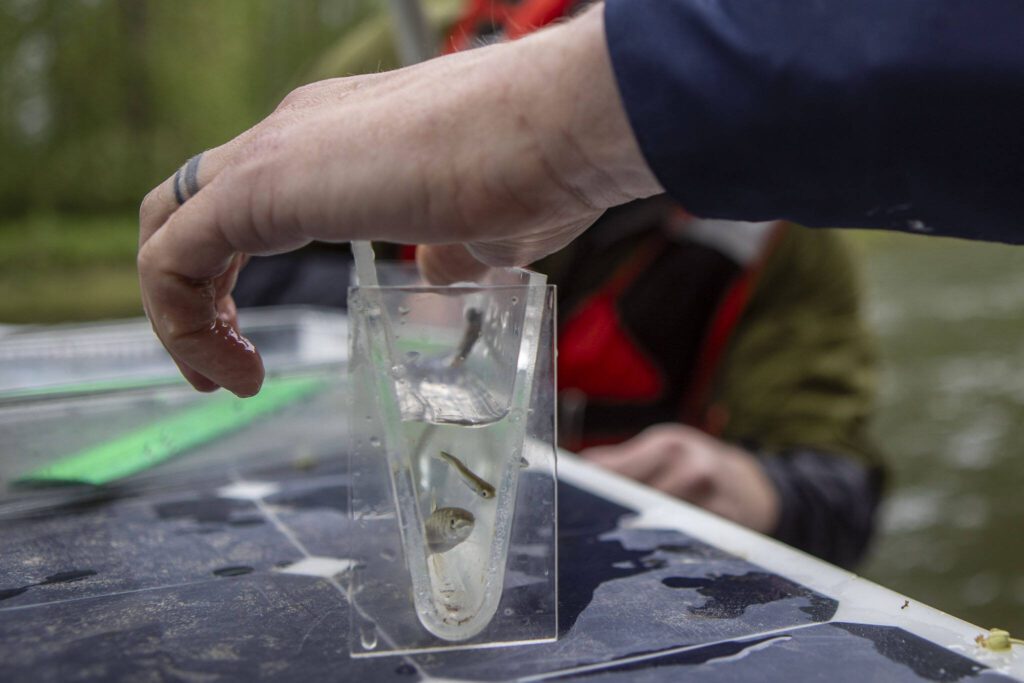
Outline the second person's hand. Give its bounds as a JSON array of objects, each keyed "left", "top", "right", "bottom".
[{"left": 579, "top": 424, "right": 781, "bottom": 534}]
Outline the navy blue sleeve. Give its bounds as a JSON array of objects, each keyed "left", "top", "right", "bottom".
[{"left": 605, "top": 0, "right": 1024, "bottom": 243}]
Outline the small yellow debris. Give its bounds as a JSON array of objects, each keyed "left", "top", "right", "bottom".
[{"left": 975, "top": 628, "right": 1024, "bottom": 652}]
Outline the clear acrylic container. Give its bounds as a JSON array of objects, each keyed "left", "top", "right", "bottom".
[{"left": 347, "top": 265, "right": 557, "bottom": 656}]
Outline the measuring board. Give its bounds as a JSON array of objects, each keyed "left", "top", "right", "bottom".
[{"left": 1, "top": 451, "right": 1019, "bottom": 682}]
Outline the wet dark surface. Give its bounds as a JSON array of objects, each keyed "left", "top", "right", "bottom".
[
  {"left": 154, "top": 497, "right": 246, "bottom": 524},
  {"left": 213, "top": 566, "right": 255, "bottom": 578},
  {"left": 541, "top": 623, "right": 1017, "bottom": 682},
  {"left": 660, "top": 572, "right": 837, "bottom": 621},
  {"left": 551, "top": 635, "right": 792, "bottom": 680},
  {"left": 832, "top": 623, "right": 1000, "bottom": 682},
  {"left": 0, "top": 569, "right": 98, "bottom": 603},
  {"left": 0, "top": 469, "right": 1003, "bottom": 682}
]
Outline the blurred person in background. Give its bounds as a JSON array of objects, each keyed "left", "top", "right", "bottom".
[{"left": 231, "top": 0, "right": 885, "bottom": 569}]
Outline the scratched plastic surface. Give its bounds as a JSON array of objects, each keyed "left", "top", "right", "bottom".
[
  {"left": 0, "top": 308, "right": 347, "bottom": 513},
  {"left": 0, "top": 469, "right": 1014, "bottom": 681},
  {"left": 0, "top": 307, "right": 346, "bottom": 399},
  {"left": 347, "top": 265, "right": 557, "bottom": 654}
]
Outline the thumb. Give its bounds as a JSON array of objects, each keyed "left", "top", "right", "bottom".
[{"left": 417, "top": 243, "right": 492, "bottom": 285}]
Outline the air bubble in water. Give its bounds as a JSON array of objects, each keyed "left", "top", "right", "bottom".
[
  {"left": 503, "top": 608, "right": 514, "bottom": 616},
  {"left": 359, "top": 625, "right": 378, "bottom": 650},
  {"left": 369, "top": 436, "right": 381, "bottom": 447},
  {"left": 405, "top": 350, "right": 420, "bottom": 360},
  {"left": 511, "top": 296, "right": 519, "bottom": 305},
  {"left": 397, "top": 305, "right": 410, "bottom": 315}
]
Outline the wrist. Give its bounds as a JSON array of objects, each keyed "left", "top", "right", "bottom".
[
  {"left": 507, "top": 5, "right": 662, "bottom": 210},
  {"left": 720, "top": 444, "right": 782, "bottom": 534}
]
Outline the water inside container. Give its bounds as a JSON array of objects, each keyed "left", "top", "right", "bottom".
[{"left": 348, "top": 265, "right": 554, "bottom": 650}]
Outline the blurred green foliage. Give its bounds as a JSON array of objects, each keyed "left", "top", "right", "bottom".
[
  {"left": 1, "top": 0, "right": 380, "bottom": 214},
  {"left": 0, "top": 212, "right": 140, "bottom": 322},
  {"left": 0, "top": 0, "right": 386, "bottom": 322}
]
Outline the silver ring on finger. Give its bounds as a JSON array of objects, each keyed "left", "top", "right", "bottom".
[{"left": 173, "top": 152, "right": 205, "bottom": 205}]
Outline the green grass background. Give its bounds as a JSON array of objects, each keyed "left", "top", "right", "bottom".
[{"left": 0, "top": 213, "right": 141, "bottom": 323}]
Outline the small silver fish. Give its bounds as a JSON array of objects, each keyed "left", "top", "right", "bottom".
[
  {"left": 450, "top": 308, "right": 483, "bottom": 368},
  {"left": 424, "top": 507, "right": 475, "bottom": 554},
  {"left": 438, "top": 450, "right": 496, "bottom": 499}
]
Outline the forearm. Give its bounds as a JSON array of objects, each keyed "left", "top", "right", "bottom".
[
  {"left": 525, "top": 7, "right": 662, "bottom": 210},
  {"left": 605, "top": 0, "right": 1024, "bottom": 242}
]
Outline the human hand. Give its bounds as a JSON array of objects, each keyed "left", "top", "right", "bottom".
[
  {"left": 137, "top": 5, "right": 659, "bottom": 397},
  {"left": 579, "top": 424, "right": 780, "bottom": 534}
]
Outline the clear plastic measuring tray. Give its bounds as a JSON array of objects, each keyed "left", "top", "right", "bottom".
[
  {"left": 347, "top": 265, "right": 558, "bottom": 656},
  {"left": 0, "top": 307, "right": 348, "bottom": 514},
  {"left": 0, "top": 306, "right": 346, "bottom": 400}
]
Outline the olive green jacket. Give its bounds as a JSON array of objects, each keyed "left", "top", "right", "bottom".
[{"left": 718, "top": 224, "right": 881, "bottom": 469}]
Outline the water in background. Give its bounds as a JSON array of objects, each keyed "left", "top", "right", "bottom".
[{"left": 852, "top": 230, "right": 1024, "bottom": 635}]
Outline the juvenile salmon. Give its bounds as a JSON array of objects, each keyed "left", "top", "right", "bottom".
[
  {"left": 424, "top": 506, "right": 475, "bottom": 554},
  {"left": 439, "top": 450, "right": 496, "bottom": 499}
]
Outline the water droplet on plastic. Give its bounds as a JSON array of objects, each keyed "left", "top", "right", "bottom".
[
  {"left": 380, "top": 548, "right": 397, "bottom": 562},
  {"left": 369, "top": 436, "right": 381, "bottom": 448},
  {"left": 398, "top": 305, "right": 410, "bottom": 315},
  {"left": 503, "top": 608, "right": 514, "bottom": 616},
  {"left": 359, "top": 625, "right": 378, "bottom": 650}
]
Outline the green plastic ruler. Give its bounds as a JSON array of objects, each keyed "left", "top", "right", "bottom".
[{"left": 16, "top": 376, "right": 328, "bottom": 487}]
